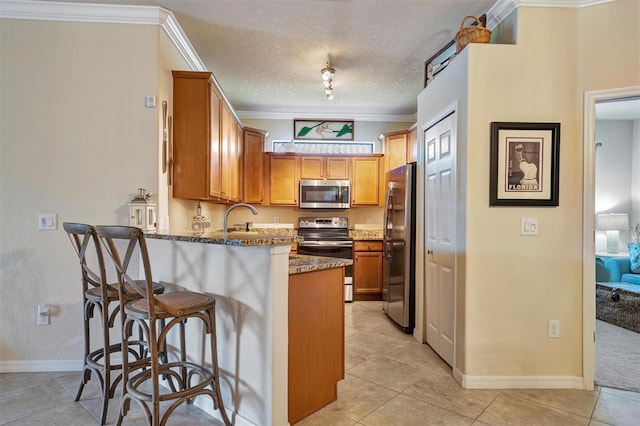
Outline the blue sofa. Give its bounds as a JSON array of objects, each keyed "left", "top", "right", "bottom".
[{"left": 603, "top": 257, "right": 640, "bottom": 286}]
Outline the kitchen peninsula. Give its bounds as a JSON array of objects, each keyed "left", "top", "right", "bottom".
[{"left": 144, "top": 230, "right": 351, "bottom": 426}]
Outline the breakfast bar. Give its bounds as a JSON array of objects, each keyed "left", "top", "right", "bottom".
[{"left": 144, "top": 230, "right": 351, "bottom": 426}]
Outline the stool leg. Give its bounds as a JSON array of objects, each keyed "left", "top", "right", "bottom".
[
  {"left": 99, "top": 302, "right": 111, "bottom": 425},
  {"left": 75, "top": 300, "right": 92, "bottom": 401}
]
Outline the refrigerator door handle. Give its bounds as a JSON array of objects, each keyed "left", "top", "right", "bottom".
[{"left": 382, "top": 186, "right": 393, "bottom": 261}]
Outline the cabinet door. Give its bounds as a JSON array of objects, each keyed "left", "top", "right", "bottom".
[
  {"left": 220, "top": 104, "right": 233, "bottom": 201},
  {"left": 326, "top": 157, "right": 349, "bottom": 179},
  {"left": 351, "top": 157, "right": 380, "bottom": 206},
  {"left": 230, "top": 114, "right": 242, "bottom": 202},
  {"left": 385, "top": 130, "right": 408, "bottom": 172},
  {"left": 300, "top": 156, "right": 324, "bottom": 179},
  {"left": 243, "top": 128, "right": 265, "bottom": 204},
  {"left": 269, "top": 155, "right": 299, "bottom": 205},
  {"left": 209, "top": 85, "right": 223, "bottom": 198},
  {"left": 172, "top": 71, "right": 212, "bottom": 200},
  {"left": 354, "top": 251, "right": 383, "bottom": 294},
  {"left": 407, "top": 125, "right": 418, "bottom": 164}
]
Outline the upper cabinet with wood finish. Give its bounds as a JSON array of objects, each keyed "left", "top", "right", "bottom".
[
  {"left": 383, "top": 125, "right": 418, "bottom": 172},
  {"left": 351, "top": 156, "right": 381, "bottom": 206},
  {"left": 266, "top": 153, "right": 299, "bottom": 206},
  {"left": 407, "top": 124, "right": 418, "bottom": 163},
  {"left": 383, "top": 129, "right": 409, "bottom": 172},
  {"left": 300, "top": 156, "right": 349, "bottom": 180},
  {"left": 243, "top": 127, "right": 266, "bottom": 204},
  {"left": 172, "top": 71, "right": 215, "bottom": 200},
  {"left": 172, "top": 70, "right": 245, "bottom": 203}
]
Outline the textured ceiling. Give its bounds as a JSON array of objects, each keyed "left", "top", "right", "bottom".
[{"left": 38, "top": 0, "right": 497, "bottom": 119}]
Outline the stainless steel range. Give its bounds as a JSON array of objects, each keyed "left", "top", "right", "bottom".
[{"left": 297, "top": 216, "right": 354, "bottom": 302}]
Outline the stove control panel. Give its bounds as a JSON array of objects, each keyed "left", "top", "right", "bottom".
[{"left": 299, "top": 216, "right": 348, "bottom": 229}]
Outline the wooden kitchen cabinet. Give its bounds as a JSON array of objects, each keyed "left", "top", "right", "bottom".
[
  {"left": 172, "top": 71, "right": 216, "bottom": 200},
  {"left": 243, "top": 127, "right": 266, "bottom": 204},
  {"left": 384, "top": 129, "right": 409, "bottom": 172},
  {"left": 351, "top": 156, "right": 381, "bottom": 206},
  {"left": 300, "top": 156, "right": 349, "bottom": 180},
  {"left": 221, "top": 103, "right": 242, "bottom": 202},
  {"left": 353, "top": 240, "right": 383, "bottom": 301},
  {"left": 172, "top": 70, "right": 242, "bottom": 203},
  {"left": 289, "top": 266, "right": 344, "bottom": 424},
  {"left": 407, "top": 124, "right": 418, "bottom": 163},
  {"left": 267, "top": 153, "right": 299, "bottom": 205}
]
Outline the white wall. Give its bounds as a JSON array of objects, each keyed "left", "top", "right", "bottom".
[
  {"left": 632, "top": 119, "right": 640, "bottom": 232},
  {"left": 595, "top": 119, "right": 635, "bottom": 251},
  {"left": 0, "top": 18, "right": 180, "bottom": 364}
]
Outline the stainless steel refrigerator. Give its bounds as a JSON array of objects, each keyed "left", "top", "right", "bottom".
[{"left": 382, "top": 162, "right": 416, "bottom": 332}]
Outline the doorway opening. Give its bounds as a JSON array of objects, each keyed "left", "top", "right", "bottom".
[{"left": 583, "top": 86, "right": 640, "bottom": 392}]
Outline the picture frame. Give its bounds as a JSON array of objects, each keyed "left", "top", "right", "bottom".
[
  {"left": 424, "top": 40, "right": 456, "bottom": 87},
  {"left": 424, "top": 14, "right": 486, "bottom": 88},
  {"left": 489, "top": 122, "right": 560, "bottom": 206},
  {"left": 293, "top": 119, "right": 354, "bottom": 141}
]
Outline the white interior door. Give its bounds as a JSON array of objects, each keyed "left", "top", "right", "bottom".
[{"left": 424, "top": 112, "right": 456, "bottom": 366}]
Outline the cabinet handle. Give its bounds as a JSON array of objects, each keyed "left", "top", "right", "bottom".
[{"left": 427, "top": 250, "right": 433, "bottom": 255}]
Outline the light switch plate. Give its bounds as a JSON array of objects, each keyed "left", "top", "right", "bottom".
[
  {"left": 38, "top": 213, "right": 57, "bottom": 231},
  {"left": 520, "top": 217, "right": 538, "bottom": 236}
]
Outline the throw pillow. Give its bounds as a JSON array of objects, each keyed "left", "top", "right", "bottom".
[{"left": 629, "top": 242, "right": 640, "bottom": 273}]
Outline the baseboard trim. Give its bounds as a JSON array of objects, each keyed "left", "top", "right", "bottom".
[
  {"left": 456, "top": 369, "right": 585, "bottom": 389},
  {"left": 0, "top": 359, "right": 83, "bottom": 373}
]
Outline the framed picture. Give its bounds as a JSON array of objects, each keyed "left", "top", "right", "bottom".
[
  {"left": 424, "top": 14, "right": 486, "bottom": 88},
  {"left": 424, "top": 40, "right": 456, "bottom": 87},
  {"left": 294, "top": 119, "right": 354, "bottom": 141},
  {"left": 489, "top": 122, "right": 560, "bottom": 206}
]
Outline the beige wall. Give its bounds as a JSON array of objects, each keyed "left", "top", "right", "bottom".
[
  {"left": 0, "top": 19, "right": 181, "bottom": 363},
  {"left": 417, "top": 0, "right": 639, "bottom": 384}
]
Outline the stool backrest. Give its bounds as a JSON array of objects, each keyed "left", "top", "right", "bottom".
[
  {"left": 95, "top": 225, "right": 158, "bottom": 315},
  {"left": 63, "top": 222, "right": 115, "bottom": 299}
]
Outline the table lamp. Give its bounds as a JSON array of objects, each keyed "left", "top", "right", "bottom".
[{"left": 597, "top": 213, "right": 629, "bottom": 254}]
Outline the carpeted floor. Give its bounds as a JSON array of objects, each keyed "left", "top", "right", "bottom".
[{"left": 596, "top": 319, "right": 640, "bottom": 392}]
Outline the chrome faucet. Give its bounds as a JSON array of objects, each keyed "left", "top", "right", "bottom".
[{"left": 223, "top": 203, "right": 258, "bottom": 240}]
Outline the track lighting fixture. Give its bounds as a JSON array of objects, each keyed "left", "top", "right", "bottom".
[{"left": 321, "top": 61, "right": 335, "bottom": 100}]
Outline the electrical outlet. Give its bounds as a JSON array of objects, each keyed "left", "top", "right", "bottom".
[
  {"left": 548, "top": 319, "right": 560, "bottom": 338},
  {"left": 37, "top": 305, "right": 50, "bottom": 326},
  {"left": 273, "top": 216, "right": 280, "bottom": 223}
]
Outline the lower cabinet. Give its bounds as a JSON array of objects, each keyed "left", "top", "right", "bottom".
[
  {"left": 289, "top": 267, "right": 345, "bottom": 424},
  {"left": 353, "top": 240, "right": 383, "bottom": 301}
]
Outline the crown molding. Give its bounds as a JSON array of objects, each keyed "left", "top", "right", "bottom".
[
  {"left": 486, "top": 0, "right": 616, "bottom": 28},
  {"left": 0, "top": 0, "right": 161, "bottom": 24}
]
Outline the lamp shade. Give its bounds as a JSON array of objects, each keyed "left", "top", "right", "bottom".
[{"left": 597, "top": 213, "right": 629, "bottom": 231}]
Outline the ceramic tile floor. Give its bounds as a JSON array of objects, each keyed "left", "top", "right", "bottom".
[{"left": 1, "top": 301, "right": 639, "bottom": 425}]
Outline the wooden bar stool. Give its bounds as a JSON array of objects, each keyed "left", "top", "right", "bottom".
[
  {"left": 64, "top": 223, "right": 164, "bottom": 425},
  {"left": 96, "top": 225, "right": 231, "bottom": 426}
]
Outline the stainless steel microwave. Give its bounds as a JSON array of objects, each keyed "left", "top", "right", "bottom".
[{"left": 299, "top": 179, "right": 350, "bottom": 209}]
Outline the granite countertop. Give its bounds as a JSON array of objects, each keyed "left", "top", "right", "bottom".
[
  {"left": 349, "top": 229, "right": 383, "bottom": 240},
  {"left": 145, "top": 229, "right": 302, "bottom": 247},
  {"left": 289, "top": 254, "right": 353, "bottom": 275}
]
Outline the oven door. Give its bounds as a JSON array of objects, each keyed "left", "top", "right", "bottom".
[{"left": 297, "top": 240, "right": 354, "bottom": 301}]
